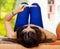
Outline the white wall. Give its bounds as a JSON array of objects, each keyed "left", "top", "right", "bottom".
[{"left": 57, "top": 0, "right": 60, "bottom": 22}]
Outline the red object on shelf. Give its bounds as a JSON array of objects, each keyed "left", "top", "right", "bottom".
[
  {"left": 50, "top": 5, "right": 52, "bottom": 12},
  {"left": 52, "top": 0, "right": 54, "bottom": 4}
]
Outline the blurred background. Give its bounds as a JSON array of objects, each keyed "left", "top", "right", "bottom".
[{"left": 0, "top": 0, "right": 16, "bottom": 36}]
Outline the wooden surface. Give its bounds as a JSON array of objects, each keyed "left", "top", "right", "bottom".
[{"left": 0, "top": 40, "right": 60, "bottom": 49}]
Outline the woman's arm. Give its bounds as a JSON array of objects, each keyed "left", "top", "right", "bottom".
[
  {"left": 38, "top": 26, "right": 57, "bottom": 41},
  {"left": 28, "top": 24, "right": 56, "bottom": 41},
  {"left": 4, "top": 4, "right": 26, "bottom": 39}
]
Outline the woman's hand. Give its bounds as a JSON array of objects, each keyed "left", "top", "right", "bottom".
[
  {"left": 13, "top": 4, "right": 26, "bottom": 14},
  {"left": 19, "top": 4, "right": 26, "bottom": 12}
]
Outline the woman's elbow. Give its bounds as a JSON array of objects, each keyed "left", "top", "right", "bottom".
[
  {"left": 4, "top": 14, "right": 11, "bottom": 21},
  {"left": 4, "top": 15, "right": 8, "bottom": 21},
  {"left": 52, "top": 35, "right": 57, "bottom": 42}
]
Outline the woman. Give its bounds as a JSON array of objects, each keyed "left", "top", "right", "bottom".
[{"left": 4, "top": 2, "right": 56, "bottom": 48}]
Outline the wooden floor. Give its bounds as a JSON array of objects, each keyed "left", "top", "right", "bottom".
[{"left": 0, "top": 40, "right": 60, "bottom": 49}]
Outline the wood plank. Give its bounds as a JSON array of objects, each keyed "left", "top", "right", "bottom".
[{"left": 0, "top": 40, "right": 60, "bottom": 49}]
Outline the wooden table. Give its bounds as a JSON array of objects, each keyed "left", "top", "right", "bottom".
[{"left": 0, "top": 40, "right": 60, "bottom": 49}]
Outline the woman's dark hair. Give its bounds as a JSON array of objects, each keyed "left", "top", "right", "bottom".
[{"left": 16, "top": 26, "right": 43, "bottom": 48}]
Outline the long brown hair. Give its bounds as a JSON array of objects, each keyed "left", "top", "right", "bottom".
[{"left": 16, "top": 26, "right": 43, "bottom": 48}]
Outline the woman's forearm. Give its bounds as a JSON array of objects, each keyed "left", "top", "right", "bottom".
[
  {"left": 4, "top": 10, "right": 17, "bottom": 21},
  {"left": 4, "top": 21, "right": 16, "bottom": 38},
  {"left": 4, "top": 11, "right": 17, "bottom": 38}
]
